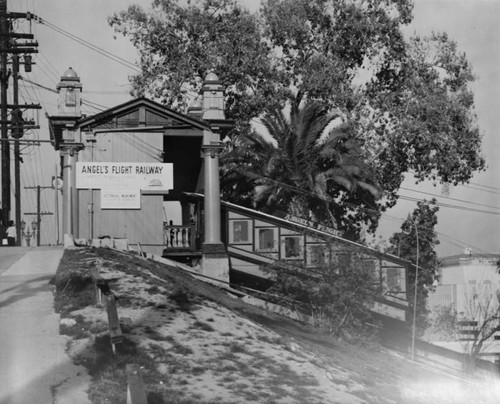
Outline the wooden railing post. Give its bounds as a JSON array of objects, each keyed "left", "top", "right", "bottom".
[
  {"left": 90, "top": 260, "right": 103, "bottom": 306},
  {"left": 89, "top": 259, "right": 122, "bottom": 353},
  {"left": 105, "top": 293, "right": 123, "bottom": 353}
]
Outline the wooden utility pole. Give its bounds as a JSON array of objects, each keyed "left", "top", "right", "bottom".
[
  {"left": 12, "top": 54, "right": 20, "bottom": 244},
  {"left": 0, "top": 0, "right": 10, "bottom": 226},
  {"left": 0, "top": 2, "right": 39, "bottom": 242},
  {"left": 24, "top": 185, "right": 52, "bottom": 246}
]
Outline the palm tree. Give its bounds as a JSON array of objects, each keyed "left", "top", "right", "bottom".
[{"left": 232, "top": 101, "right": 381, "bottom": 229}]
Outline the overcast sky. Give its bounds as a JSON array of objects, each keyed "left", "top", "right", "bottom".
[{"left": 9, "top": 0, "right": 500, "bottom": 256}]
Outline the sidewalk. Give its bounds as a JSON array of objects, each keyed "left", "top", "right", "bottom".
[{"left": 0, "top": 247, "right": 91, "bottom": 404}]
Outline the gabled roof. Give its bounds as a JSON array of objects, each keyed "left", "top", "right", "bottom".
[{"left": 77, "top": 97, "right": 211, "bottom": 132}]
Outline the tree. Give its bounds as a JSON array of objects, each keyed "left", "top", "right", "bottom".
[
  {"left": 223, "top": 101, "right": 381, "bottom": 231},
  {"left": 260, "top": 0, "right": 484, "bottom": 218},
  {"left": 108, "top": 0, "right": 287, "bottom": 125},
  {"left": 110, "top": 0, "right": 484, "bottom": 235},
  {"left": 461, "top": 286, "right": 500, "bottom": 372},
  {"left": 388, "top": 199, "right": 440, "bottom": 333},
  {"left": 266, "top": 249, "right": 381, "bottom": 340},
  {"left": 424, "top": 305, "right": 458, "bottom": 342}
]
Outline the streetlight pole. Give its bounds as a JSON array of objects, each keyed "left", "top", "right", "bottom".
[{"left": 409, "top": 216, "right": 420, "bottom": 361}]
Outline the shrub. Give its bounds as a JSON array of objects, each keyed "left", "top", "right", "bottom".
[{"left": 266, "top": 250, "right": 381, "bottom": 340}]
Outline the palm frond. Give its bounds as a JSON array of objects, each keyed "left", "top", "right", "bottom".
[
  {"left": 314, "top": 172, "right": 328, "bottom": 199},
  {"left": 327, "top": 174, "right": 355, "bottom": 192},
  {"left": 260, "top": 110, "right": 287, "bottom": 147},
  {"left": 254, "top": 184, "right": 274, "bottom": 203},
  {"left": 233, "top": 99, "right": 382, "bottom": 228},
  {"left": 357, "top": 181, "right": 383, "bottom": 198}
]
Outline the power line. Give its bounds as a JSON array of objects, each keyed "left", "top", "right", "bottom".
[
  {"left": 462, "top": 184, "right": 500, "bottom": 196},
  {"left": 19, "top": 75, "right": 55, "bottom": 93},
  {"left": 233, "top": 167, "right": 500, "bottom": 218},
  {"left": 232, "top": 168, "right": 500, "bottom": 256},
  {"left": 20, "top": 76, "right": 110, "bottom": 112},
  {"left": 400, "top": 186, "right": 500, "bottom": 211},
  {"left": 397, "top": 194, "right": 500, "bottom": 216},
  {"left": 467, "top": 181, "right": 500, "bottom": 193},
  {"left": 35, "top": 17, "right": 140, "bottom": 72}
]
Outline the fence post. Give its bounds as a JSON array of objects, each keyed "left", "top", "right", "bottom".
[
  {"left": 105, "top": 293, "right": 123, "bottom": 353},
  {"left": 90, "top": 260, "right": 103, "bottom": 306},
  {"left": 126, "top": 364, "right": 148, "bottom": 404}
]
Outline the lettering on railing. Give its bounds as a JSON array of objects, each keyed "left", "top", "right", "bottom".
[{"left": 163, "top": 224, "right": 195, "bottom": 249}]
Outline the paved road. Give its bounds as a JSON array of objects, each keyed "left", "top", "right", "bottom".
[
  {"left": 0, "top": 247, "right": 90, "bottom": 404},
  {"left": 0, "top": 247, "right": 31, "bottom": 275}
]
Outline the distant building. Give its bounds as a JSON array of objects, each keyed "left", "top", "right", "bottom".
[
  {"left": 427, "top": 251, "right": 500, "bottom": 359},
  {"left": 427, "top": 252, "right": 500, "bottom": 316}
]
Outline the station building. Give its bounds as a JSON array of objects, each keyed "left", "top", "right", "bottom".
[{"left": 48, "top": 68, "right": 411, "bottom": 325}]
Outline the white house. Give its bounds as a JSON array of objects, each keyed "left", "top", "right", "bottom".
[
  {"left": 427, "top": 251, "right": 500, "bottom": 359},
  {"left": 428, "top": 252, "right": 500, "bottom": 316}
]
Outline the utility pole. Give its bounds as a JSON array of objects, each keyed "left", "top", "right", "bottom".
[
  {"left": 0, "top": 0, "right": 10, "bottom": 227},
  {"left": 0, "top": 1, "right": 40, "bottom": 243},
  {"left": 12, "top": 53, "right": 20, "bottom": 244},
  {"left": 24, "top": 185, "right": 52, "bottom": 246}
]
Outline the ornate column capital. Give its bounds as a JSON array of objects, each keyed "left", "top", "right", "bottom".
[
  {"left": 59, "top": 142, "right": 84, "bottom": 156},
  {"left": 201, "top": 142, "right": 224, "bottom": 158}
]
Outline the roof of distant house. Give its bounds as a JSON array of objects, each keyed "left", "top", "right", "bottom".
[{"left": 440, "top": 253, "right": 500, "bottom": 267}]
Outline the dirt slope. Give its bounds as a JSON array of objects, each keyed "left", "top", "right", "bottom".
[{"left": 54, "top": 248, "right": 500, "bottom": 404}]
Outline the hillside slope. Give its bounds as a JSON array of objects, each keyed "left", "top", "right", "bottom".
[{"left": 53, "top": 248, "right": 500, "bottom": 404}]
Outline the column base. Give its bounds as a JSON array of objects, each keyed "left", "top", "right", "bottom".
[
  {"left": 201, "top": 243, "right": 229, "bottom": 283},
  {"left": 64, "top": 233, "right": 75, "bottom": 248},
  {"left": 201, "top": 242, "right": 227, "bottom": 256}
]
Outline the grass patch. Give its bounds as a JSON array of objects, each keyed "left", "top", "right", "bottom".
[
  {"left": 219, "top": 374, "right": 238, "bottom": 383},
  {"left": 192, "top": 320, "right": 215, "bottom": 332},
  {"left": 170, "top": 341, "right": 193, "bottom": 355},
  {"left": 60, "top": 315, "right": 107, "bottom": 339},
  {"left": 191, "top": 366, "right": 207, "bottom": 376},
  {"left": 159, "top": 335, "right": 194, "bottom": 355},
  {"left": 228, "top": 342, "right": 248, "bottom": 354},
  {"left": 143, "top": 325, "right": 165, "bottom": 341},
  {"left": 146, "top": 285, "right": 162, "bottom": 295},
  {"left": 256, "top": 334, "right": 278, "bottom": 344},
  {"left": 53, "top": 258, "right": 96, "bottom": 315},
  {"left": 168, "top": 288, "right": 193, "bottom": 312}
]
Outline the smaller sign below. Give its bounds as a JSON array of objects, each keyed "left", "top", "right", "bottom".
[
  {"left": 52, "top": 176, "right": 63, "bottom": 190},
  {"left": 101, "top": 188, "right": 141, "bottom": 210}
]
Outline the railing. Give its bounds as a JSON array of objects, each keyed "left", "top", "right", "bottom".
[{"left": 163, "top": 224, "right": 196, "bottom": 250}]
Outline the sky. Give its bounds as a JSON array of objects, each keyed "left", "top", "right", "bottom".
[{"left": 7, "top": 0, "right": 500, "bottom": 257}]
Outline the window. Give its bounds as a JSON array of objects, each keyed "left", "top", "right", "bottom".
[
  {"left": 65, "top": 89, "right": 76, "bottom": 106},
  {"left": 386, "top": 267, "right": 402, "bottom": 291},
  {"left": 230, "top": 220, "right": 251, "bottom": 244},
  {"left": 307, "top": 244, "right": 327, "bottom": 267},
  {"left": 468, "top": 280, "right": 478, "bottom": 299},
  {"left": 281, "top": 235, "right": 303, "bottom": 259},
  {"left": 256, "top": 228, "right": 277, "bottom": 251}
]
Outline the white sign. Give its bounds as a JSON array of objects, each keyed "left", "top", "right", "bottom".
[
  {"left": 101, "top": 188, "right": 141, "bottom": 209},
  {"left": 76, "top": 162, "right": 173, "bottom": 194}
]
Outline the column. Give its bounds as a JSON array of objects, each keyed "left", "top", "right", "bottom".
[
  {"left": 201, "top": 143, "right": 224, "bottom": 250},
  {"left": 60, "top": 142, "right": 83, "bottom": 242},
  {"left": 199, "top": 134, "right": 229, "bottom": 283}
]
